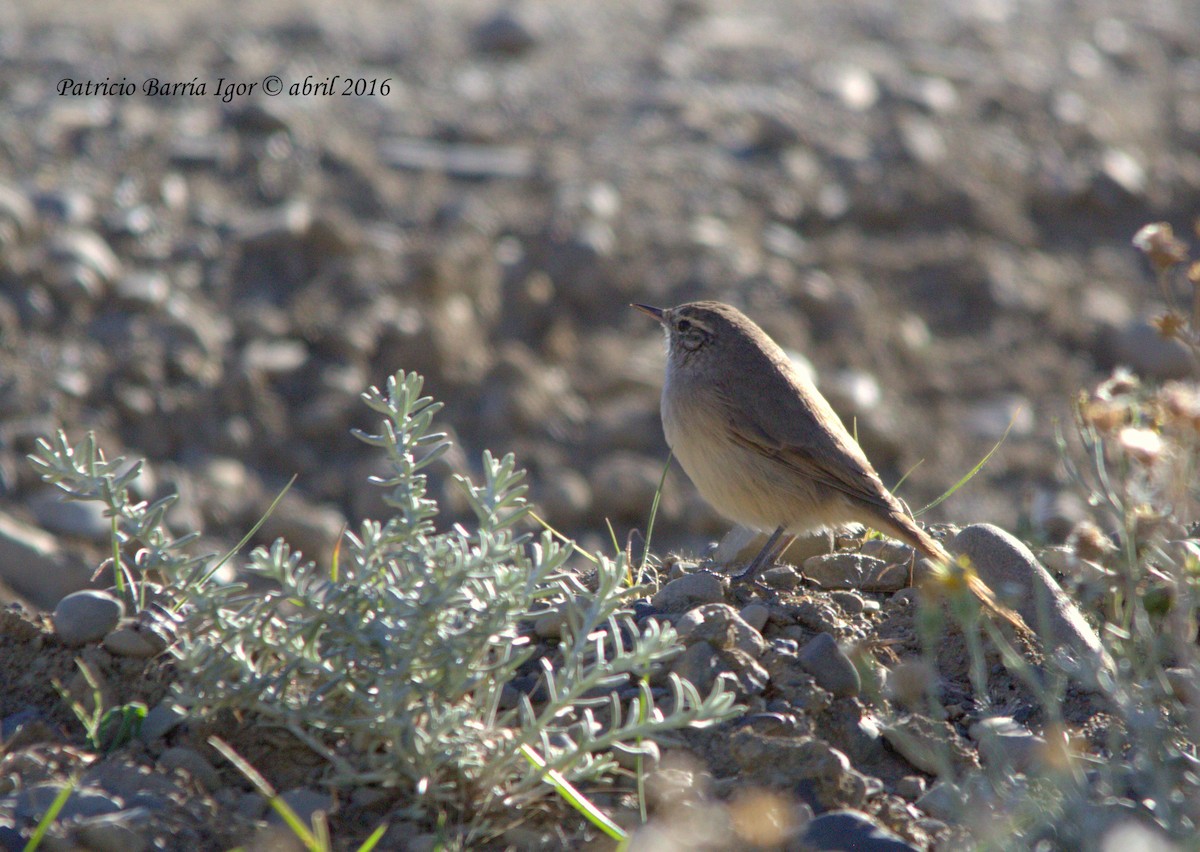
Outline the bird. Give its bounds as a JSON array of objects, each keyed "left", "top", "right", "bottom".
[{"left": 633, "top": 300, "right": 1028, "bottom": 632}]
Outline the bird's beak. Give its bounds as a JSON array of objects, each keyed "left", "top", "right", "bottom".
[{"left": 631, "top": 303, "right": 665, "bottom": 322}]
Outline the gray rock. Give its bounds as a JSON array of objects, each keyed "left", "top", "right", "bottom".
[
  {"left": 969, "top": 716, "right": 1045, "bottom": 774},
  {"left": 761, "top": 564, "right": 805, "bottom": 590},
  {"left": 103, "top": 623, "right": 165, "bottom": 658},
  {"left": 804, "top": 552, "right": 905, "bottom": 592},
  {"left": 895, "top": 776, "right": 927, "bottom": 800},
  {"left": 114, "top": 271, "right": 171, "bottom": 309},
  {"left": 15, "top": 785, "right": 123, "bottom": 821},
  {"left": 797, "top": 633, "right": 861, "bottom": 698},
  {"left": 28, "top": 489, "right": 111, "bottom": 541},
  {"left": 950, "top": 524, "right": 1113, "bottom": 682},
  {"left": 829, "top": 591, "right": 866, "bottom": 614},
  {"left": 882, "top": 715, "right": 978, "bottom": 776},
  {"left": 137, "top": 701, "right": 186, "bottom": 743},
  {"left": 53, "top": 590, "right": 125, "bottom": 646},
  {"left": 158, "top": 747, "right": 221, "bottom": 792},
  {"left": 0, "top": 510, "right": 91, "bottom": 609},
  {"left": 652, "top": 571, "right": 724, "bottom": 612},
  {"left": 915, "top": 781, "right": 963, "bottom": 822},
  {"left": 74, "top": 810, "right": 151, "bottom": 852},
  {"left": 739, "top": 602, "right": 770, "bottom": 632},
  {"left": 1113, "top": 318, "right": 1197, "bottom": 380},
  {"left": 669, "top": 640, "right": 720, "bottom": 693},
  {"left": 472, "top": 10, "right": 538, "bottom": 57},
  {"left": 802, "top": 809, "right": 918, "bottom": 852},
  {"left": 675, "top": 603, "right": 765, "bottom": 658},
  {"left": 268, "top": 788, "right": 332, "bottom": 827}
]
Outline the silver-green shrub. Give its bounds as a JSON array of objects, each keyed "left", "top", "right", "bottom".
[{"left": 31, "top": 371, "right": 740, "bottom": 836}]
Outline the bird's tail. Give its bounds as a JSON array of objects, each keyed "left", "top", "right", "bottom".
[{"left": 883, "top": 514, "right": 1034, "bottom": 641}]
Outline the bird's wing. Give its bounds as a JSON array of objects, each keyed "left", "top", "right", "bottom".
[{"left": 715, "top": 373, "right": 900, "bottom": 516}]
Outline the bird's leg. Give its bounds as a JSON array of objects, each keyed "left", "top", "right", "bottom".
[{"left": 733, "top": 525, "right": 793, "bottom": 582}]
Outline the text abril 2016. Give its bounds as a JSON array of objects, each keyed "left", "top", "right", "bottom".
[{"left": 56, "top": 76, "right": 393, "bottom": 102}]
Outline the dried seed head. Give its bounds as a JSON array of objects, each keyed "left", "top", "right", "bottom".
[
  {"left": 1133, "top": 222, "right": 1189, "bottom": 271},
  {"left": 1118, "top": 426, "right": 1164, "bottom": 464},
  {"left": 1152, "top": 311, "right": 1187, "bottom": 340}
]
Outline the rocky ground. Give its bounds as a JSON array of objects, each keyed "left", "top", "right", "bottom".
[{"left": 1, "top": 0, "right": 1199, "bottom": 849}]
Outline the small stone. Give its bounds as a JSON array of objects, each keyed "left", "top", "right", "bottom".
[
  {"left": 15, "top": 785, "right": 122, "bottom": 821},
  {"left": 761, "top": 564, "right": 804, "bottom": 590},
  {"left": 103, "top": 623, "right": 165, "bottom": 658},
  {"left": 969, "top": 716, "right": 1045, "bottom": 773},
  {"left": 797, "top": 633, "right": 861, "bottom": 698},
  {"left": 895, "top": 776, "right": 927, "bottom": 800},
  {"left": 1113, "top": 318, "right": 1197, "bottom": 380},
  {"left": 53, "top": 590, "right": 125, "bottom": 646},
  {"left": 138, "top": 701, "right": 186, "bottom": 743},
  {"left": 0, "top": 509, "right": 91, "bottom": 609},
  {"left": 158, "top": 747, "right": 221, "bottom": 792},
  {"left": 472, "top": 10, "right": 538, "bottom": 57},
  {"left": 803, "top": 553, "right": 889, "bottom": 590},
  {"left": 652, "top": 571, "right": 724, "bottom": 613},
  {"left": 802, "top": 809, "right": 918, "bottom": 852},
  {"left": 739, "top": 603, "right": 770, "bottom": 632},
  {"left": 829, "top": 591, "right": 865, "bottom": 614},
  {"left": 882, "top": 715, "right": 978, "bottom": 776},
  {"left": 114, "top": 271, "right": 171, "bottom": 309},
  {"left": 29, "top": 489, "right": 111, "bottom": 541},
  {"left": 676, "top": 603, "right": 765, "bottom": 658},
  {"left": 75, "top": 811, "right": 150, "bottom": 852},
  {"left": 915, "top": 781, "right": 963, "bottom": 822},
  {"left": 267, "top": 788, "right": 332, "bottom": 827},
  {"left": 669, "top": 640, "right": 719, "bottom": 693}
]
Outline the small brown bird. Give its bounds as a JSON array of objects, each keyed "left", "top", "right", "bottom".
[{"left": 634, "top": 300, "right": 1026, "bottom": 630}]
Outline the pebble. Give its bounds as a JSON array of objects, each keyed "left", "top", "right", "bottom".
[
  {"left": 797, "top": 633, "right": 861, "bottom": 698},
  {"left": 1112, "top": 318, "right": 1197, "bottom": 380},
  {"left": 968, "top": 716, "right": 1045, "bottom": 773},
  {"left": 0, "top": 510, "right": 91, "bottom": 609},
  {"left": 472, "top": 10, "right": 539, "bottom": 57},
  {"left": 158, "top": 747, "right": 221, "bottom": 792},
  {"left": 915, "top": 781, "right": 963, "bottom": 822},
  {"left": 651, "top": 571, "right": 724, "bottom": 613},
  {"left": 675, "top": 603, "right": 765, "bottom": 658},
  {"left": 28, "top": 488, "right": 112, "bottom": 541},
  {"left": 668, "top": 640, "right": 720, "bottom": 692},
  {"left": 53, "top": 590, "right": 125, "bottom": 646},
  {"left": 895, "top": 776, "right": 927, "bottom": 800},
  {"left": 74, "top": 810, "right": 151, "bottom": 852},
  {"left": 103, "top": 622, "right": 166, "bottom": 658},
  {"left": 137, "top": 701, "right": 186, "bottom": 743},
  {"left": 15, "top": 785, "right": 123, "bottom": 821},
  {"left": 267, "top": 788, "right": 332, "bottom": 827},
  {"left": 882, "top": 715, "right": 978, "bottom": 776},
  {"left": 951, "top": 524, "right": 1113, "bottom": 683},
  {"left": 804, "top": 553, "right": 896, "bottom": 591},
  {"left": 802, "top": 809, "right": 919, "bottom": 852},
  {"left": 739, "top": 602, "right": 770, "bottom": 632}
]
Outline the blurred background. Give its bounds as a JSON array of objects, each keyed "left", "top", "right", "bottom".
[{"left": 2, "top": 0, "right": 1199, "bottom": 604}]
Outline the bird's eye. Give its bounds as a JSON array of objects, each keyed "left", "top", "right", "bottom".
[{"left": 677, "top": 319, "right": 692, "bottom": 332}]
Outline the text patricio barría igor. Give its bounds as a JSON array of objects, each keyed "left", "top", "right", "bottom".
[{"left": 57, "top": 75, "right": 393, "bottom": 102}]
